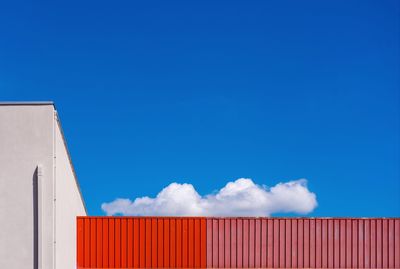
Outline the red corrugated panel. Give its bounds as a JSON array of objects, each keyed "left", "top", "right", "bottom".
[
  {"left": 109, "top": 218, "right": 115, "bottom": 268},
  {"left": 260, "top": 219, "right": 267, "bottom": 268},
  {"left": 127, "top": 218, "right": 133, "bottom": 268},
  {"left": 77, "top": 217, "right": 399, "bottom": 268},
  {"left": 316, "top": 219, "right": 322, "bottom": 268},
  {"left": 206, "top": 219, "right": 212, "bottom": 268},
  {"left": 218, "top": 219, "right": 224, "bottom": 268},
  {"left": 237, "top": 219, "right": 243, "bottom": 268},
  {"left": 309, "top": 219, "right": 316, "bottom": 268},
  {"left": 292, "top": 219, "right": 298, "bottom": 268},
  {"left": 164, "top": 219, "right": 170, "bottom": 268},
  {"left": 298, "top": 219, "right": 304, "bottom": 268},
  {"left": 249, "top": 219, "right": 255, "bottom": 268},
  {"left": 170, "top": 219, "right": 176, "bottom": 268},
  {"left": 346, "top": 219, "right": 352, "bottom": 268},
  {"left": 77, "top": 218, "right": 84, "bottom": 268},
  {"left": 389, "top": 219, "right": 395, "bottom": 268},
  {"left": 279, "top": 219, "right": 285, "bottom": 268},
  {"left": 102, "top": 218, "right": 109, "bottom": 267},
  {"left": 212, "top": 219, "right": 218, "bottom": 267},
  {"left": 176, "top": 218, "right": 182, "bottom": 268},
  {"left": 267, "top": 219, "right": 273, "bottom": 268},
  {"left": 273, "top": 219, "right": 279, "bottom": 268},
  {"left": 96, "top": 218, "right": 103, "bottom": 267},
  {"left": 243, "top": 219, "right": 249, "bottom": 268},
  {"left": 121, "top": 218, "right": 127, "bottom": 268},
  {"left": 340, "top": 219, "right": 346, "bottom": 268},
  {"left": 322, "top": 219, "right": 328, "bottom": 268},
  {"left": 303, "top": 219, "right": 310, "bottom": 268},
  {"left": 329, "top": 219, "right": 340, "bottom": 268},
  {"left": 225, "top": 219, "right": 231, "bottom": 268},
  {"left": 182, "top": 219, "right": 188, "bottom": 268},
  {"left": 254, "top": 219, "right": 261, "bottom": 268},
  {"left": 231, "top": 219, "right": 237, "bottom": 268},
  {"left": 158, "top": 218, "right": 164, "bottom": 268},
  {"left": 371, "top": 219, "right": 377, "bottom": 268},
  {"left": 138, "top": 218, "right": 145, "bottom": 268},
  {"left": 383, "top": 219, "right": 389, "bottom": 268},
  {"left": 395, "top": 219, "right": 400, "bottom": 268}
]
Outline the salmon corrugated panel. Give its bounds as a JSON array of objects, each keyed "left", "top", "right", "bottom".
[{"left": 77, "top": 217, "right": 400, "bottom": 268}]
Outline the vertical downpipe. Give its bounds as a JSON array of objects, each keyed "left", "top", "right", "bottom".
[
  {"left": 53, "top": 112, "right": 57, "bottom": 269},
  {"left": 36, "top": 165, "right": 43, "bottom": 269}
]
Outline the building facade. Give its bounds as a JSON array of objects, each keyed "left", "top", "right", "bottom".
[{"left": 0, "top": 102, "right": 87, "bottom": 269}]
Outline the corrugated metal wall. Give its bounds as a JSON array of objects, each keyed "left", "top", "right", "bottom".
[
  {"left": 206, "top": 218, "right": 400, "bottom": 268},
  {"left": 77, "top": 217, "right": 207, "bottom": 268},
  {"left": 77, "top": 217, "right": 400, "bottom": 268}
]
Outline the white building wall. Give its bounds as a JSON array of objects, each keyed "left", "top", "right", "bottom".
[
  {"left": 55, "top": 116, "right": 86, "bottom": 269},
  {"left": 0, "top": 103, "right": 87, "bottom": 269}
]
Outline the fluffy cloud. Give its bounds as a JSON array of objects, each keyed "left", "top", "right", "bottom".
[{"left": 101, "top": 178, "right": 317, "bottom": 216}]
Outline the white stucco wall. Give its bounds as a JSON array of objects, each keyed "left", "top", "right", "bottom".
[
  {"left": 55, "top": 116, "right": 86, "bottom": 269},
  {"left": 0, "top": 103, "right": 86, "bottom": 269}
]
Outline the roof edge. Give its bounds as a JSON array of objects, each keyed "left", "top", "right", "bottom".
[
  {"left": 54, "top": 109, "right": 88, "bottom": 216},
  {"left": 0, "top": 101, "right": 54, "bottom": 105}
]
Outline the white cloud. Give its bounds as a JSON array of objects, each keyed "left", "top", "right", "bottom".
[{"left": 101, "top": 178, "right": 317, "bottom": 216}]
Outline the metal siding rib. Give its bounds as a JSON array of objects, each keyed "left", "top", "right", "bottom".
[
  {"left": 176, "top": 219, "right": 182, "bottom": 268},
  {"left": 331, "top": 219, "right": 337, "bottom": 269},
  {"left": 206, "top": 219, "right": 213, "bottom": 268},
  {"left": 388, "top": 219, "right": 394, "bottom": 268},
  {"left": 346, "top": 219, "right": 352, "bottom": 268},
  {"left": 395, "top": 219, "right": 400, "bottom": 268},
  {"left": 109, "top": 218, "right": 115, "bottom": 268},
  {"left": 121, "top": 218, "right": 127, "bottom": 268},
  {"left": 249, "top": 219, "right": 255, "bottom": 268},
  {"left": 212, "top": 219, "right": 219, "bottom": 268},
  {"left": 170, "top": 219, "right": 176, "bottom": 268},
  {"left": 316, "top": 219, "right": 322, "bottom": 268},
  {"left": 267, "top": 219, "right": 273, "bottom": 268},
  {"left": 340, "top": 219, "right": 346, "bottom": 268},
  {"left": 182, "top": 219, "right": 188, "bottom": 268},
  {"left": 304, "top": 219, "right": 310, "bottom": 268},
  {"left": 127, "top": 219, "right": 133, "bottom": 268},
  {"left": 77, "top": 218, "right": 84, "bottom": 268},
  {"left": 292, "top": 219, "right": 298, "bottom": 268},
  {"left": 164, "top": 219, "right": 170, "bottom": 268},
  {"left": 254, "top": 219, "right": 261, "bottom": 268},
  {"left": 218, "top": 219, "right": 224, "bottom": 268},
  {"left": 309, "top": 219, "right": 316, "bottom": 268},
  {"left": 115, "top": 218, "right": 121, "bottom": 268},
  {"left": 231, "top": 219, "right": 238, "bottom": 268},
  {"left": 278, "top": 219, "right": 285, "bottom": 268},
  {"left": 84, "top": 218, "right": 90, "bottom": 268},
  {"left": 158, "top": 219, "right": 164, "bottom": 268},
  {"left": 96, "top": 218, "right": 103, "bottom": 267},
  {"left": 285, "top": 219, "right": 291, "bottom": 268},
  {"left": 188, "top": 219, "right": 193, "bottom": 268},
  {"left": 370, "top": 219, "right": 376, "bottom": 268},
  {"left": 225, "top": 219, "right": 231, "bottom": 268},
  {"left": 261, "top": 219, "right": 267, "bottom": 268},
  {"left": 273, "top": 219, "right": 279, "bottom": 268},
  {"left": 139, "top": 218, "right": 145, "bottom": 268},
  {"left": 103, "top": 218, "right": 109, "bottom": 267},
  {"left": 237, "top": 219, "right": 243, "bottom": 268}
]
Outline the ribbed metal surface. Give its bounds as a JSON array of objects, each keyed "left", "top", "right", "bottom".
[
  {"left": 206, "top": 218, "right": 400, "bottom": 268},
  {"left": 77, "top": 217, "right": 207, "bottom": 269},
  {"left": 77, "top": 217, "right": 400, "bottom": 268}
]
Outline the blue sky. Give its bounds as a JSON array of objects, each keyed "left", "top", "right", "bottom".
[{"left": 1, "top": 0, "right": 399, "bottom": 216}]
